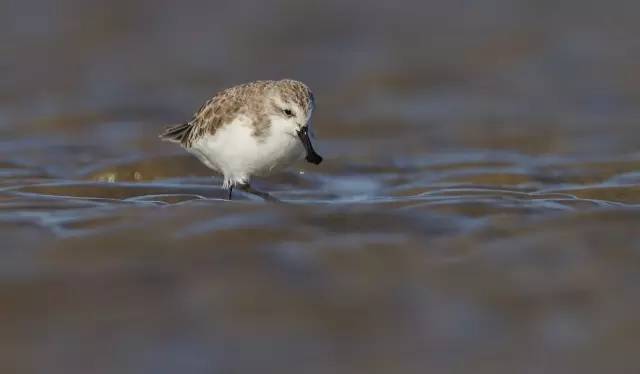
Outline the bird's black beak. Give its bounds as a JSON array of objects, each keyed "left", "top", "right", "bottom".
[{"left": 296, "top": 126, "right": 322, "bottom": 165}]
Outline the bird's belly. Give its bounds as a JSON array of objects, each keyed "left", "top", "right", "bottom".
[{"left": 191, "top": 123, "right": 304, "bottom": 181}]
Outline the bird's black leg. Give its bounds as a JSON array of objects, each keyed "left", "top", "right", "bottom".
[
  {"left": 239, "top": 183, "right": 279, "bottom": 202},
  {"left": 228, "top": 186, "right": 233, "bottom": 200}
]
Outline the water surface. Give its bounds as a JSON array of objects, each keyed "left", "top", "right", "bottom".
[{"left": 2, "top": 1, "right": 640, "bottom": 373}]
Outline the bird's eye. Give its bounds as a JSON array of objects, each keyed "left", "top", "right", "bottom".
[{"left": 283, "top": 109, "right": 294, "bottom": 117}]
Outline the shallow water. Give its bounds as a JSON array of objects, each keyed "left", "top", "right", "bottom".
[{"left": 2, "top": 0, "right": 640, "bottom": 373}]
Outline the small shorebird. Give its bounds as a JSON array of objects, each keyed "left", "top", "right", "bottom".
[{"left": 160, "top": 79, "right": 322, "bottom": 201}]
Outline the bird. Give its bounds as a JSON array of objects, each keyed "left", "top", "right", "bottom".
[{"left": 159, "top": 79, "right": 322, "bottom": 201}]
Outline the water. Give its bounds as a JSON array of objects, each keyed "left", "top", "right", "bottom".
[{"left": 2, "top": 1, "right": 640, "bottom": 373}]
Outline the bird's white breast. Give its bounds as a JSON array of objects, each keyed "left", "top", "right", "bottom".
[{"left": 189, "top": 115, "right": 305, "bottom": 187}]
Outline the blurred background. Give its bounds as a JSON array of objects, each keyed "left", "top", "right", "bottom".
[{"left": 1, "top": 0, "right": 640, "bottom": 373}]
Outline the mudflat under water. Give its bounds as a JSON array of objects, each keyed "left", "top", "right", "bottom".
[{"left": 2, "top": 1, "right": 640, "bottom": 373}]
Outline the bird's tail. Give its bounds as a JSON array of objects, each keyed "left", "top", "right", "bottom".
[{"left": 159, "top": 123, "right": 191, "bottom": 144}]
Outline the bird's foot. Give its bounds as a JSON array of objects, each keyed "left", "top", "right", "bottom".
[{"left": 238, "top": 183, "right": 280, "bottom": 202}]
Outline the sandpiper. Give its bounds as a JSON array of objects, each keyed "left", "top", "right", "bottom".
[{"left": 160, "top": 79, "right": 322, "bottom": 200}]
